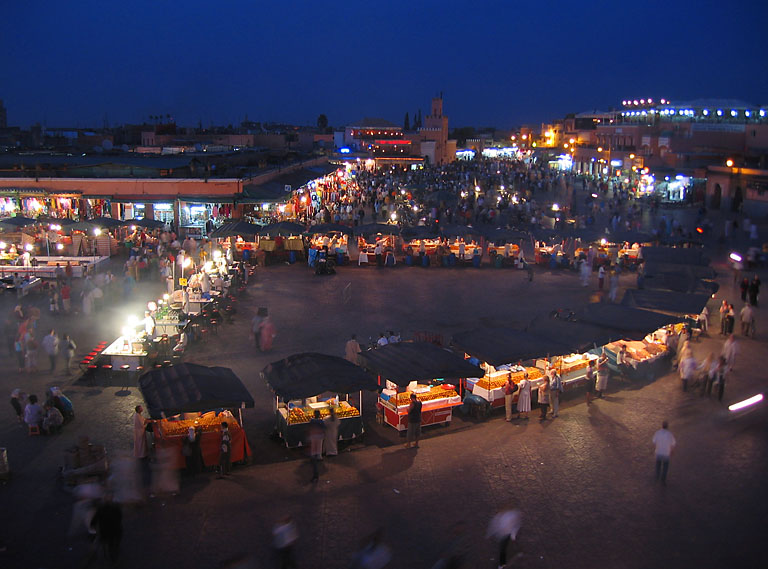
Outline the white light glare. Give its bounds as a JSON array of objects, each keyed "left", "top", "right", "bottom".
[
  {"left": 728, "top": 394, "right": 763, "bottom": 412},
  {"left": 729, "top": 252, "right": 742, "bottom": 263}
]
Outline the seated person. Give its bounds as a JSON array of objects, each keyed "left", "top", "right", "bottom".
[
  {"left": 23, "top": 394, "right": 44, "bottom": 429},
  {"left": 46, "top": 387, "right": 75, "bottom": 422},
  {"left": 173, "top": 331, "right": 189, "bottom": 354},
  {"left": 42, "top": 403, "right": 64, "bottom": 434}
]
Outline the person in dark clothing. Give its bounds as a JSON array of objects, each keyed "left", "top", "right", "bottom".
[
  {"left": 90, "top": 497, "right": 123, "bottom": 564},
  {"left": 405, "top": 393, "right": 422, "bottom": 449},
  {"left": 748, "top": 275, "right": 760, "bottom": 306}
]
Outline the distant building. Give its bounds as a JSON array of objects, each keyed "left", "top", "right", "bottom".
[
  {"left": 418, "top": 96, "right": 456, "bottom": 165},
  {"left": 0, "top": 99, "right": 7, "bottom": 128}
]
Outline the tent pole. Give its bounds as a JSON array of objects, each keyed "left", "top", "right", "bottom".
[{"left": 239, "top": 407, "right": 243, "bottom": 426}]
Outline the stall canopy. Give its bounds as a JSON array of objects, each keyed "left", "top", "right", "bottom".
[
  {"left": 640, "top": 246, "right": 709, "bottom": 266},
  {"left": 574, "top": 303, "right": 681, "bottom": 337},
  {"left": 209, "top": 220, "right": 262, "bottom": 239},
  {"left": 0, "top": 215, "right": 37, "bottom": 228},
  {"left": 608, "top": 230, "right": 655, "bottom": 244},
  {"left": 358, "top": 341, "right": 483, "bottom": 386},
  {"left": 138, "top": 363, "right": 255, "bottom": 420},
  {"left": 451, "top": 327, "right": 572, "bottom": 366},
  {"left": 353, "top": 223, "right": 400, "bottom": 236},
  {"left": 526, "top": 316, "right": 620, "bottom": 352},
  {"left": 641, "top": 262, "right": 718, "bottom": 294},
  {"left": 35, "top": 216, "right": 76, "bottom": 227},
  {"left": 400, "top": 225, "right": 439, "bottom": 241},
  {"left": 258, "top": 221, "right": 306, "bottom": 237},
  {"left": 262, "top": 353, "right": 379, "bottom": 400},
  {"left": 124, "top": 218, "right": 166, "bottom": 229},
  {"left": 620, "top": 289, "right": 710, "bottom": 316},
  {"left": 439, "top": 224, "right": 480, "bottom": 238},
  {"left": 306, "top": 223, "right": 353, "bottom": 236},
  {"left": 480, "top": 227, "right": 529, "bottom": 242}
]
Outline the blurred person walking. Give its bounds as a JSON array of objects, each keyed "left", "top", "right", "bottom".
[
  {"left": 487, "top": 509, "right": 522, "bottom": 569},
  {"left": 272, "top": 515, "right": 298, "bottom": 569},
  {"left": 652, "top": 421, "right": 676, "bottom": 484},
  {"left": 324, "top": 407, "right": 340, "bottom": 456},
  {"left": 62, "top": 333, "right": 77, "bottom": 375},
  {"left": 350, "top": 528, "right": 392, "bottom": 569},
  {"left": 41, "top": 329, "right": 59, "bottom": 373},
  {"left": 548, "top": 368, "right": 563, "bottom": 418},
  {"left": 218, "top": 421, "right": 232, "bottom": 477}
]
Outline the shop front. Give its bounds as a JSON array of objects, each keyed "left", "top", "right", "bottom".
[{"left": 179, "top": 199, "right": 236, "bottom": 239}]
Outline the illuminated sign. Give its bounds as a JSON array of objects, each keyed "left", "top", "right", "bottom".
[{"left": 375, "top": 140, "right": 411, "bottom": 145}]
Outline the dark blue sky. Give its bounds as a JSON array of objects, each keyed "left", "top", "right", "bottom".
[{"left": 2, "top": 0, "right": 766, "bottom": 130}]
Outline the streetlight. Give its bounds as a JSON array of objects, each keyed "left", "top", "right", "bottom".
[{"left": 726, "top": 159, "right": 734, "bottom": 168}]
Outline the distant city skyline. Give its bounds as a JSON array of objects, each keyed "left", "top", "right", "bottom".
[{"left": 1, "top": 0, "right": 767, "bottom": 129}]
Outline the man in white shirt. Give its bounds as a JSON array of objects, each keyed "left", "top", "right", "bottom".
[
  {"left": 376, "top": 333, "right": 389, "bottom": 347},
  {"left": 652, "top": 421, "right": 676, "bottom": 484}
]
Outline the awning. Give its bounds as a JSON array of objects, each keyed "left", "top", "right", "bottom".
[
  {"left": 209, "top": 220, "right": 262, "bottom": 238},
  {"left": 138, "top": 363, "right": 254, "bottom": 420},
  {"left": 353, "top": 223, "right": 400, "bottom": 236},
  {"left": 400, "top": 225, "right": 438, "bottom": 240},
  {"left": 640, "top": 246, "right": 710, "bottom": 266},
  {"left": 451, "top": 327, "right": 572, "bottom": 366},
  {"left": 358, "top": 341, "right": 483, "bottom": 386},
  {"left": 258, "top": 221, "right": 305, "bottom": 237},
  {"left": 306, "top": 223, "right": 353, "bottom": 236},
  {"left": 574, "top": 303, "right": 681, "bottom": 337},
  {"left": 525, "top": 316, "right": 620, "bottom": 352},
  {"left": 620, "top": 289, "right": 710, "bottom": 316},
  {"left": 262, "top": 353, "right": 379, "bottom": 400}
]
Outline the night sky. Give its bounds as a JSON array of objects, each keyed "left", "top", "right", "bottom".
[{"left": 2, "top": 0, "right": 766, "bottom": 130}]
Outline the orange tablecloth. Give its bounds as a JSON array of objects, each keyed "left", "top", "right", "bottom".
[{"left": 153, "top": 417, "right": 252, "bottom": 469}]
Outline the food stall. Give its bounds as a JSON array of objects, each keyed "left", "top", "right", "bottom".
[
  {"left": 451, "top": 328, "right": 570, "bottom": 409},
  {"left": 306, "top": 223, "right": 352, "bottom": 266},
  {"left": 261, "top": 353, "right": 379, "bottom": 448},
  {"left": 358, "top": 341, "right": 482, "bottom": 431},
  {"left": 139, "top": 363, "right": 254, "bottom": 469},
  {"left": 570, "top": 303, "right": 682, "bottom": 380},
  {"left": 258, "top": 221, "right": 306, "bottom": 263},
  {"left": 353, "top": 223, "right": 400, "bottom": 264},
  {"left": 209, "top": 220, "right": 261, "bottom": 261}
]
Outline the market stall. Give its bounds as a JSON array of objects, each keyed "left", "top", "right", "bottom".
[
  {"left": 359, "top": 341, "right": 481, "bottom": 431},
  {"left": 306, "top": 223, "right": 352, "bottom": 266},
  {"left": 353, "top": 223, "right": 399, "bottom": 265},
  {"left": 139, "top": 363, "right": 254, "bottom": 469},
  {"left": 261, "top": 353, "right": 379, "bottom": 448},
  {"left": 451, "top": 328, "right": 570, "bottom": 408}
]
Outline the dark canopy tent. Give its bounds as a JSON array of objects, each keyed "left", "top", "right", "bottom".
[
  {"left": 609, "top": 230, "right": 654, "bottom": 244},
  {"left": 123, "top": 218, "right": 166, "bottom": 229},
  {"left": 451, "top": 327, "right": 572, "bottom": 366},
  {"left": 400, "top": 225, "right": 439, "bottom": 241},
  {"left": 209, "top": 220, "right": 262, "bottom": 239},
  {"left": 480, "top": 227, "right": 529, "bottom": 242},
  {"left": 574, "top": 303, "right": 681, "bottom": 337},
  {"left": 358, "top": 341, "right": 483, "bottom": 386},
  {"left": 35, "top": 216, "right": 75, "bottom": 226},
  {"left": 641, "top": 262, "right": 718, "bottom": 294},
  {"left": 439, "top": 224, "right": 480, "bottom": 238},
  {"left": 0, "top": 215, "right": 37, "bottom": 228},
  {"left": 261, "top": 353, "right": 379, "bottom": 400},
  {"left": 306, "top": 223, "right": 353, "bottom": 236},
  {"left": 258, "top": 221, "right": 305, "bottom": 237},
  {"left": 525, "top": 316, "right": 620, "bottom": 352},
  {"left": 353, "top": 223, "right": 400, "bottom": 236},
  {"left": 138, "top": 363, "right": 254, "bottom": 420},
  {"left": 620, "top": 289, "right": 710, "bottom": 316},
  {"left": 640, "top": 247, "right": 709, "bottom": 266}
]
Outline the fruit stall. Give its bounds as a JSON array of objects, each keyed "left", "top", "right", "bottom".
[
  {"left": 451, "top": 327, "right": 570, "bottom": 410},
  {"left": 262, "top": 353, "right": 379, "bottom": 448},
  {"left": 359, "top": 341, "right": 482, "bottom": 431},
  {"left": 138, "top": 363, "right": 254, "bottom": 469}
]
